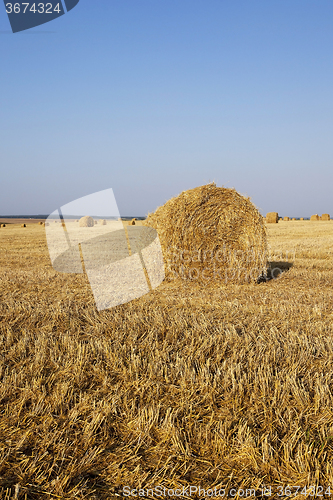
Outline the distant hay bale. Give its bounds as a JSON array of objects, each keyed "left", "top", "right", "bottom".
[
  {"left": 283, "top": 217, "right": 290, "bottom": 221},
  {"left": 279, "top": 217, "right": 283, "bottom": 221},
  {"left": 75, "top": 219, "right": 78, "bottom": 222},
  {"left": 143, "top": 183, "right": 267, "bottom": 284},
  {"left": 300, "top": 217, "right": 304, "bottom": 220},
  {"left": 310, "top": 214, "right": 320, "bottom": 221},
  {"left": 130, "top": 218, "right": 136, "bottom": 225},
  {"left": 79, "top": 216, "right": 94, "bottom": 227},
  {"left": 39, "top": 221, "right": 44, "bottom": 225},
  {"left": 94, "top": 220, "right": 98, "bottom": 225},
  {"left": 322, "top": 213, "right": 330, "bottom": 221},
  {"left": 45, "top": 222, "right": 49, "bottom": 226},
  {"left": 21, "top": 224, "right": 26, "bottom": 227},
  {"left": 266, "top": 212, "right": 279, "bottom": 223},
  {"left": 99, "top": 219, "right": 107, "bottom": 225},
  {"left": 1, "top": 224, "right": 6, "bottom": 227},
  {"left": 292, "top": 218, "right": 296, "bottom": 221}
]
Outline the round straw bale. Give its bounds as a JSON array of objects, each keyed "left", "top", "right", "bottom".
[
  {"left": 1, "top": 224, "right": 6, "bottom": 227},
  {"left": 322, "top": 213, "right": 330, "bottom": 221},
  {"left": 292, "top": 218, "right": 296, "bottom": 221},
  {"left": 283, "top": 217, "right": 290, "bottom": 221},
  {"left": 75, "top": 219, "right": 79, "bottom": 222},
  {"left": 300, "top": 217, "right": 304, "bottom": 220},
  {"left": 130, "top": 218, "right": 136, "bottom": 225},
  {"left": 39, "top": 221, "right": 44, "bottom": 225},
  {"left": 45, "top": 222, "right": 49, "bottom": 226},
  {"left": 79, "top": 216, "right": 94, "bottom": 227},
  {"left": 266, "top": 212, "right": 279, "bottom": 223},
  {"left": 310, "top": 214, "right": 320, "bottom": 221},
  {"left": 144, "top": 183, "right": 267, "bottom": 284},
  {"left": 21, "top": 223, "right": 26, "bottom": 227},
  {"left": 99, "top": 219, "right": 107, "bottom": 225},
  {"left": 94, "top": 220, "right": 98, "bottom": 224}
]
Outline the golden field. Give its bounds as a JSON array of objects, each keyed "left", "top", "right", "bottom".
[{"left": 0, "top": 220, "right": 333, "bottom": 499}]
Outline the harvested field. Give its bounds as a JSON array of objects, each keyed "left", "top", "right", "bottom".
[{"left": 0, "top": 220, "right": 333, "bottom": 498}]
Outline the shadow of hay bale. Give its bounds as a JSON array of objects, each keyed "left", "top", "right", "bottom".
[{"left": 257, "top": 261, "right": 293, "bottom": 283}]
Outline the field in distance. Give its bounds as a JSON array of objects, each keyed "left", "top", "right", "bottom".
[{"left": 0, "top": 220, "right": 333, "bottom": 498}]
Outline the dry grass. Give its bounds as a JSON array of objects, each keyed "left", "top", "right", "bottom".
[
  {"left": 1, "top": 220, "right": 333, "bottom": 498},
  {"left": 265, "top": 212, "right": 278, "bottom": 224}
]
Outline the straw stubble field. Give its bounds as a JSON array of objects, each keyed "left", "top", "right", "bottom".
[{"left": 0, "top": 220, "right": 333, "bottom": 499}]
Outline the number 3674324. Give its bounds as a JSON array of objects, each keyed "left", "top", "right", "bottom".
[{"left": 5, "top": 3, "right": 62, "bottom": 14}]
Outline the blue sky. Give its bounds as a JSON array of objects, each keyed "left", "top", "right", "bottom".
[{"left": 1, "top": 0, "right": 333, "bottom": 217}]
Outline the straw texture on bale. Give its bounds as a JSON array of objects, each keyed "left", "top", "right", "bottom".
[
  {"left": 144, "top": 183, "right": 267, "bottom": 284},
  {"left": 266, "top": 212, "right": 279, "bottom": 223},
  {"left": 283, "top": 217, "right": 290, "bottom": 221},
  {"left": 310, "top": 214, "right": 320, "bottom": 221},
  {"left": 79, "top": 216, "right": 94, "bottom": 227},
  {"left": 322, "top": 213, "right": 330, "bottom": 221}
]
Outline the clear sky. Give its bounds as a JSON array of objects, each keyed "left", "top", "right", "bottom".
[{"left": 1, "top": 0, "right": 333, "bottom": 217}]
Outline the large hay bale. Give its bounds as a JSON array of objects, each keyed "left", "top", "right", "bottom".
[
  {"left": 144, "top": 183, "right": 267, "bottom": 284},
  {"left": 283, "top": 217, "right": 290, "bottom": 221},
  {"left": 322, "top": 213, "right": 330, "bottom": 221},
  {"left": 266, "top": 212, "right": 279, "bottom": 223},
  {"left": 79, "top": 216, "right": 94, "bottom": 227},
  {"left": 310, "top": 214, "right": 320, "bottom": 221}
]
